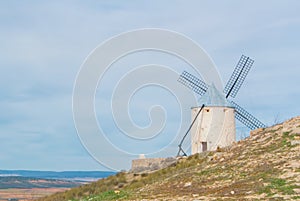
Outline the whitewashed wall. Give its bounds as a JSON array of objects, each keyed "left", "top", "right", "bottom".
[{"left": 191, "top": 106, "right": 235, "bottom": 154}]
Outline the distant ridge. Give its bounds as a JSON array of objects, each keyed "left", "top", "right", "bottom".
[
  {"left": 0, "top": 176, "right": 80, "bottom": 189},
  {"left": 0, "top": 170, "right": 115, "bottom": 180}
]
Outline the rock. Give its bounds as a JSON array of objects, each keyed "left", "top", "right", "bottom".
[
  {"left": 250, "top": 128, "right": 264, "bottom": 137},
  {"left": 230, "top": 190, "right": 235, "bottom": 195},
  {"left": 291, "top": 140, "right": 300, "bottom": 146},
  {"left": 293, "top": 128, "right": 300, "bottom": 135},
  {"left": 192, "top": 193, "right": 199, "bottom": 197},
  {"left": 294, "top": 188, "right": 300, "bottom": 194},
  {"left": 184, "top": 182, "right": 192, "bottom": 187}
]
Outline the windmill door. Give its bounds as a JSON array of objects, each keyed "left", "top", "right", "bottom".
[{"left": 202, "top": 142, "right": 207, "bottom": 152}]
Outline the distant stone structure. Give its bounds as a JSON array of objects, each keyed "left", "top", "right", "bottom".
[
  {"left": 138, "top": 154, "right": 145, "bottom": 159},
  {"left": 131, "top": 157, "right": 177, "bottom": 173}
]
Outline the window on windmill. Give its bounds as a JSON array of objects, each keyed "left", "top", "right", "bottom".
[{"left": 206, "top": 109, "right": 210, "bottom": 112}]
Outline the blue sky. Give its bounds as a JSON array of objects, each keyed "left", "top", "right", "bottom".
[{"left": 1, "top": 1, "right": 300, "bottom": 171}]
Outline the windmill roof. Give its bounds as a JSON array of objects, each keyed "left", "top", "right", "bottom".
[{"left": 198, "top": 84, "right": 233, "bottom": 107}]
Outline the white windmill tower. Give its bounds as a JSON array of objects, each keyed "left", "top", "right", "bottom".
[{"left": 177, "top": 55, "right": 265, "bottom": 156}]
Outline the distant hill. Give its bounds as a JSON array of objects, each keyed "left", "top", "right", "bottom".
[
  {"left": 0, "top": 170, "right": 115, "bottom": 181},
  {"left": 0, "top": 176, "right": 81, "bottom": 189},
  {"left": 0, "top": 170, "right": 115, "bottom": 191},
  {"left": 38, "top": 116, "right": 300, "bottom": 200}
]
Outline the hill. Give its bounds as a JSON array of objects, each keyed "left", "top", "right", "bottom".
[
  {"left": 0, "top": 176, "right": 81, "bottom": 189},
  {"left": 38, "top": 117, "right": 300, "bottom": 200}
]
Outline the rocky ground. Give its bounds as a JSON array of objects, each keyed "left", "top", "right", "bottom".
[{"left": 39, "top": 116, "right": 300, "bottom": 200}]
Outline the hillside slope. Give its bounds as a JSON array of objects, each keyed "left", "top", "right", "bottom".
[{"left": 39, "top": 117, "right": 300, "bottom": 200}]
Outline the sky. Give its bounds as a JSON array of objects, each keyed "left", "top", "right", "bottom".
[{"left": 1, "top": 0, "right": 300, "bottom": 171}]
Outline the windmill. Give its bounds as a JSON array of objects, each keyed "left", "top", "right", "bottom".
[{"left": 177, "top": 55, "right": 265, "bottom": 156}]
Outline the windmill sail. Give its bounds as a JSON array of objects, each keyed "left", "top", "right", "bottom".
[
  {"left": 231, "top": 101, "right": 265, "bottom": 130},
  {"left": 224, "top": 55, "right": 254, "bottom": 98},
  {"left": 178, "top": 71, "right": 208, "bottom": 96},
  {"left": 177, "top": 54, "right": 265, "bottom": 132}
]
